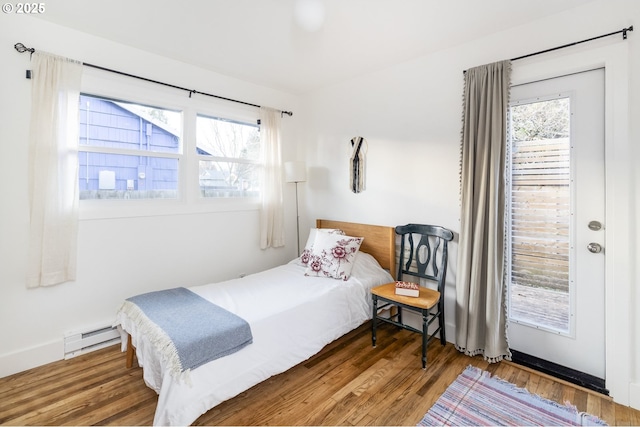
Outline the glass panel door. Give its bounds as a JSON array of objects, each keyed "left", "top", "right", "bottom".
[{"left": 506, "top": 69, "right": 605, "bottom": 379}]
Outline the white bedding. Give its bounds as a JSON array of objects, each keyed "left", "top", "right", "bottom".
[{"left": 115, "top": 251, "right": 393, "bottom": 426}]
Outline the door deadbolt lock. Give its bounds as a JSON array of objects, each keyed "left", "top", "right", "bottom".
[
  {"left": 588, "top": 221, "right": 602, "bottom": 231},
  {"left": 587, "top": 242, "right": 602, "bottom": 253}
]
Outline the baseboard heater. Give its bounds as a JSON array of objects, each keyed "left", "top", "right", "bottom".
[{"left": 64, "top": 324, "right": 121, "bottom": 359}]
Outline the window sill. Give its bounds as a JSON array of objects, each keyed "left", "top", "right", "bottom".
[{"left": 79, "top": 197, "right": 261, "bottom": 221}]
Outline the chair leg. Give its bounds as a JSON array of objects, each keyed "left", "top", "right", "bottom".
[
  {"left": 439, "top": 303, "right": 446, "bottom": 345},
  {"left": 372, "top": 296, "right": 378, "bottom": 347},
  {"left": 422, "top": 311, "right": 428, "bottom": 369}
]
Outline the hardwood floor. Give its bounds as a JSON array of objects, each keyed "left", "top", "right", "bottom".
[{"left": 1, "top": 322, "right": 638, "bottom": 426}]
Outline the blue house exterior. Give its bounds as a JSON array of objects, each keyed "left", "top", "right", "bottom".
[{"left": 78, "top": 95, "right": 180, "bottom": 197}]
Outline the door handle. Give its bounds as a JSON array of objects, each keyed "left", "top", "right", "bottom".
[{"left": 587, "top": 242, "right": 602, "bottom": 253}]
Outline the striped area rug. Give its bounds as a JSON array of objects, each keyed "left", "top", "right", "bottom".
[{"left": 419, "top": 365, "right": 607, "bottom": 426}]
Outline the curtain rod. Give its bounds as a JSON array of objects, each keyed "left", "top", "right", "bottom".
[
  {"left": 511, "top": 25, "right": 633, "bottom": 61},
  {"left": 13, "top": 42, "right": 293, "bottom": 117},
  {"left": 464, "top": 25, "right": 633, "bottom": 73}
]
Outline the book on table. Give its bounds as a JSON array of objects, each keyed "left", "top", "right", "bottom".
[{"left": 395, "top": 281, "right": 419, "bottom": 297}]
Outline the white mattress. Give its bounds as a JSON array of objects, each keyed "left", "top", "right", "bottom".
[{"left": 115, "top": 252, "right": 393, "bottom": 426}]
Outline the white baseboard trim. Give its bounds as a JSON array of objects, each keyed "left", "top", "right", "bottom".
[
  {"left": 630, "top": 381, "right": 640, "bottom": 411},
  {"left": 0, "top": 340, "right": 63, "bottom": 378}
]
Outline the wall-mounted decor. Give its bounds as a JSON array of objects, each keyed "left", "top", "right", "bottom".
[{"left": 350, "top": 136, "right": 367, "bottom": 193}]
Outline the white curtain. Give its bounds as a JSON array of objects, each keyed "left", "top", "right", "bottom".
[
  {"left": 26, "top": 52, "right": 83, "bottom": 288},
  {"left": 455, "top": 60, "right": 512, "bottom": 362},
  {"left": 259, "top": 107, "right": 285, "bottom": 249}
]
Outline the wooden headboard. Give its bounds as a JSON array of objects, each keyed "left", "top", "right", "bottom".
[{"left": 316, "top": 219, "right": 396, "bottom": 279}]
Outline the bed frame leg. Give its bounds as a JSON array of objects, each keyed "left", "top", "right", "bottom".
[{"left": 126, "top": 334, "right": 136, "bottom": 368}]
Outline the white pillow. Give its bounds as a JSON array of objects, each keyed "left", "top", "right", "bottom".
[
  {"left": 299, "top": 228, "right": 345, "bottom": 266},
  {"left": 304, "top": 232, "right": 364, "bottom": 281},
  {"left": 348, "top": 252, "right": 394, "bottom": 284}
]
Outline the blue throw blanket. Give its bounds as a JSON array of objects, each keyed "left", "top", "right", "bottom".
[{"left": 123, "top": 287, "right": 253, "bottom": 374}]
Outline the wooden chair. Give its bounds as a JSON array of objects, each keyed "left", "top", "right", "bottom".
[{"left": 371, "top": 224, "right": 453, "bottom": 369}]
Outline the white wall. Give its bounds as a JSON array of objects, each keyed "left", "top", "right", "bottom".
[
  {"left": 299, "top": 0, "right": 639, "bottom": 408},
  {"left": 0, "top": 15, "right": 301, "bottom": 376}
]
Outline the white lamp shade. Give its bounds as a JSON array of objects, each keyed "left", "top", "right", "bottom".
[{"left": 285, "top": 161, "right": 307, "bottom": 183}]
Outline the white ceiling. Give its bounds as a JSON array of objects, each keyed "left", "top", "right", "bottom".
[{"left": 36, "top": 0, "right": 596, "bottom": 94}]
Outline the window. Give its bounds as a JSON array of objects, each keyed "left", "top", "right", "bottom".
[
  {"left": 78, "top": 94, "right": 182, "bottom": 200},
  {"left": 78, "top": 91, "right": 264, "bottom": 207},
  {"left": 196, "top": 114, "right": 261, "bottom": 198},
  {"left": 507, "top": 96, "right": 571, "bottom": 333}
]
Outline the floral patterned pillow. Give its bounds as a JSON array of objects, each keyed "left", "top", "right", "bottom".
[
  {"left": 299, "top": 228, "right": 345, "bottom": 266},
  {"left": 304, "top": 232, "right": 364, "bottom": 281}
]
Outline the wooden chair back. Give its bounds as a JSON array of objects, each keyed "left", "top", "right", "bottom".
[{"left": 396, "top": 224, "right": 454, "bottom": 294}]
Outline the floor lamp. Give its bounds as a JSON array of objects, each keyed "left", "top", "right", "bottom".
[{"left": 284, "top": 161, "right": 307, "bottom": 255}]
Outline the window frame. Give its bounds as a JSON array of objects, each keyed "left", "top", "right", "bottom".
[
  {"left": 196, "top": 113, "right": 262, "bottom": 199},
  {"left": 78, "top": 93, "right": 184, "bottom": 201},
  {"left": 78, "top": 68, "right": 262, "bottom": 221}
]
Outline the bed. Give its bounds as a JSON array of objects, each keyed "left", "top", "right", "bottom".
[{"left": 115, "top": 219, "right": 396, "bottom": 426}]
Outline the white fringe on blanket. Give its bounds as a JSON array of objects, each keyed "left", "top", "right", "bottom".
[{"left": 117, "top": 300, "right": 192, "bottom": 385}]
